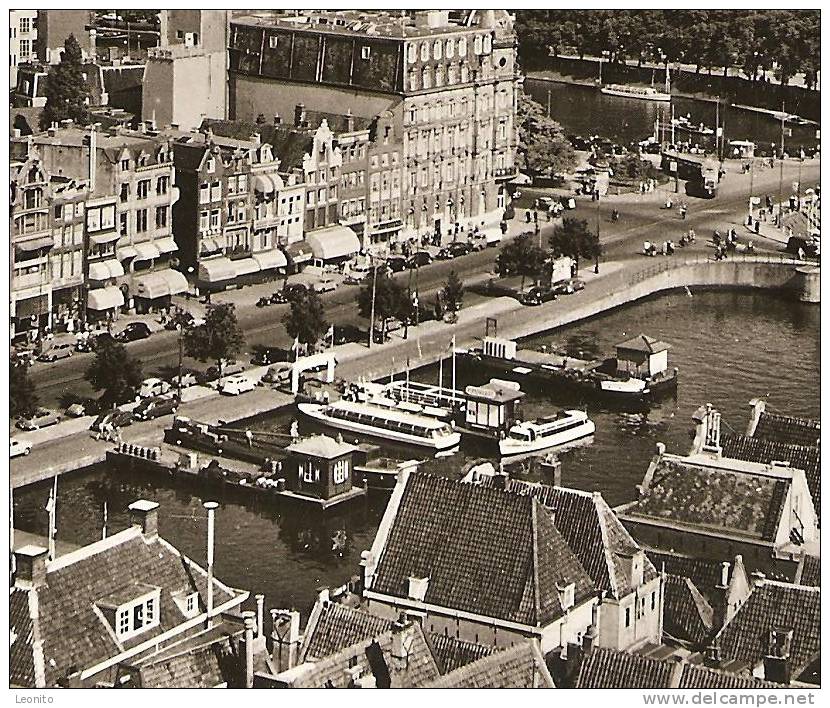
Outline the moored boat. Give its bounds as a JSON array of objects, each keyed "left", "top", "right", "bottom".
[
  {"left": 600, "top": 83, "right": 671, "bottom": 102},
  {"left": 499, "top": 409, "right": 595, "bottom": 457},
  {"left": 297, "top": 400, "right": 462, "bottom": 452}
]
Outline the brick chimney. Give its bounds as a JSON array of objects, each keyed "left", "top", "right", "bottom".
[
  {"left": 14, "top": 545, "right": 49, "bottom": 589},
  {"left": 270, "top": 609, "right": 300, "bottom": 672},
  {"left": 128, "top": 499, "right": 159, "bottom": 539},
  {"left": 242, "top": 611, "right": 256, "bottom": 688},
  {"left": 390, "top": 612, "right": 414, "bottom": 663},
  {"left": 582, "top": 602, "right": 600, "bottom": 655},
  {"left": 711, "top": 561, "right": 731, "bottom": 631},
  {"left": 764, "top": 628, "right": 793, "bottom": 684}
]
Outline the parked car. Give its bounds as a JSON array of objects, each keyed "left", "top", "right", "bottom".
[
  {"left": 17, "top": 408, "right": 61, "bottom": 430},
  {"left": 90, "top": 408, "right": 133, "bottom": 433},
  {"left": 333, "top": 324, "right": 365, "bottom": 345},
  {"left": 344, "top": 261, "right": 373, "bottom": 283},
  {"left": 139, "top": 377, "right": 172, "bottom": 398},
  {"left": 205, "top": 360, "right": 246, "bottom": 381},
  {"left": 133, "top": 395, "right": 179, "bottom": 421},
  {"left": 37, "top": 342, "right": 74, "bottom": 362},
  {"left": 386, "top": 256, "right": 408, "bottom": 273},
  {"left": 313, "top": 276, "right": 338, "bottom": 293},
  {"left": 10, "top": 437, "right": 33, "bottom": 458},
  {"left": 407, "top": 251, "right": 433, "bottom": 268},
  {"left": 438, "top": 242, "right": 473, "bottom": 260},
  {"left": 169, "top": 371, "right": 198, "bottom": 390},
  {"left": 786, "top": 235, "right": 820, "bottom": 258},
  {"left": 220, "top": 375, "right": 257, "bottom": 396},
  {"left": 552, "top": 278, "right": 585, "bottom": 295},
  {"left": 262, "top": 362, "right": 294, "bottom": 385},
  {"left": 520, "top": 286, "right": 558, "bottom": 306},
  {"left": 164, "top": 311, "right": 205, "bottom": 330},
  {"left": 565, "top": 277, "right": 585, "bottom": 292},
  {"left": 271, "top": 282, "right": 309, "bottom": 304},
  {"left": 251, "top": 345, "right": 288, "bottom": 366},
  {"left": 11, "top": 348, "right": 36, "bottom": 366},
  {"left": 117, "top": 322, "right": 152, "bottom": 342}
]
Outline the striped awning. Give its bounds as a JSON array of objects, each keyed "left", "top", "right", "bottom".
[
  {"left": 306, "top": 225, "right": 361, "bottom": 261},
  {"left": 251, "top": 249, "right": 288, "bottom": 271},
  {"left": 134, "top": 269, "right": 189, "bottom": 299},
  {"left": 134, "top": 242, "right": 161, "bottom": 261},
  {"left": 155, "top": 237, "right": 178, "bottom": 254},
  {"left": 117, "top": 245, "right": 139, "bottom": 261},
  {"left": 87, "top": 286, "right": 125, "bottom": 311},
  {"left": 90, "top": 230, "right": 121, "bottom": 244},
  {"left": 16, "top": 237, "right": 54, "bottom": 252},
  {"left": 198, "top": 257, "right": 237, "bottom": 283},
  {"left": 88, "top": 259, "right": 125, "bottom": 281}
]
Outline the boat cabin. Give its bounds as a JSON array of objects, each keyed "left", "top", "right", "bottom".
[
  {"left": 284, "top": 435, "right": 358, "bottom": 501},
  {"left": 464, "top": 378, "right": 524, "bottom": 434},
  {"left": 615, "top": 335, "right": 670, "bottom": 379}
]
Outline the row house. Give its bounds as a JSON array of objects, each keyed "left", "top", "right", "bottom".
[{"left": 366, "top": 109, "right": 404, "bottom": 245}]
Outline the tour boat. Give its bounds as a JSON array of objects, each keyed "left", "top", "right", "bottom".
[
  {"left": 672, "top": 116, "right": 715, "bottom": 136},
  {"left": 499, "top": 409, "right": 596, "bottom": 457},
  {"left": 600, "top": 84, "right": 671, "bottom": 102},
  {"left": 297, "top": 400, "right": 462, "bottom": 452}
]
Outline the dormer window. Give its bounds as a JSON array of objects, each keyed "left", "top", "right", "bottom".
[
  {"left": 98, "top": 584, "right": 161, "bottom": 641},
  {"left": 206, "top": 157, "right": 216, "bottom": 174},
  {"left": 557, "top": 582, "right": 575, "bottom": 611},
  {"left": 172, "top": 589, "right": 200, "bottom": 619},
  {"left": 121, "top": 158, "right": 130, "bottom": 171}
]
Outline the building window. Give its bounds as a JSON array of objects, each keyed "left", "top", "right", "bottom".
[
  {"left": 446, "top": 38, "right": 455, "bottom": 58},
  {"left": 269, "top": 35, "right": 279, "bottom": 49},
  {"left": 114, "top": 595, "right": 159, "bottom": 639},
  {"left": 420, "top": 42, "right": 429, "bottom": 61},
  {"left": 121, "top": 158, "right": 130, "bottom": 171},
  {"left": 20, "top": 17, "right": 30, "bottom": 34},
  {"left": 651, "top": 591, "right": 656, "bottom": 611},
  {"left": 433, "top": 40, "right": 442, "bottom": 60},
  {"left": 625, "top": 607, "right": 631, "bottom": 628},
  {"left": 137, "top": 179, "right": 150, "bottom": 199},
  {"left": 206, "top": 157, "right": 216, "bottom": 173},
  {"left": 238, "top": 174, "right": 248, "bottom": 193},
  {"left": 117, "top": 608, "right": 130, "bottom": 635},
  {"left": 361, "top": 45, "right": 371, "bottom": 60},
  {"left": 199, "top": 182, "right": 210, "bottom": 204},
  {"left": 19, "top": 39, "right": 30, "bottom": 59},
  {"left": 157, "top": 176, "right": 169, "bottom": 195},
  {"left": 120, "top": 183, "right": 130, "bottom": 203},
  {"left": 458, "top": 37, "right": 467, "bottom": 55},
  {"left": 136, "top": 209, "right": 148, "bottom": 233},
  {"left": 422, "top": 67, "right": 431, "bottom": 89},
  {"left": 333, "top": 459, "right": 349, "bottom": 485},
  {"left": 407, "top": 44, "right": 416, "bottom": 64},
  {"left": 474, "top": 35, "right": 483, "bottom": 55},
  {"left": 155, "top": 206, "right": 168, "bottom": 229},
  {"left": 185, "top": 593, "right": 197, "bottom": 615},
  {"left": 210, "top": 181, "right": 221, "bottom": 201},
  {"left": 200, "top": 211, "right": 209, "bottom": 231},
  {"left": 209, "top": 210, "right": 220, "bottom": 229},
  {"left": 120, "top": 212, "right": 128, "bottom": 236},
  {"left": 302, "top": 462, "right": 317, "bottom": 483}
]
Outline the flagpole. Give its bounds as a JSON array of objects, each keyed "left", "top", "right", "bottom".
[
  {"left": 405, "top": 357, "right": 410, "bottom": 401},
  {"left": 102, "top": 501, "right": 108, "bottom": 541},
  {"left": 451, "top": 335, "right": 456, "bottom": 402},
  {"left": 439, "top": 351, "right": 443, "bottom": 391}
]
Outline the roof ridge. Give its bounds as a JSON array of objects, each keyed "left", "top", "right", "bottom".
[
  {"left": 46, "top": 527, "right": 141, "bottom": 573},
  {"left": 593, "top": 494, "right": 621, "bottom": 598},
  {"left": 530, "top": 501, "right": 541, "bottom": 627}
]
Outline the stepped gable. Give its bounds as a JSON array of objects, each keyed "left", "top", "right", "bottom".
[{"left": 371, "top": 473, "right": 596, "bottom": 626}]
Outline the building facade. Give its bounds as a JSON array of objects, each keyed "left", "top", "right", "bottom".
[{"left": 10, "top": 9, "right": 38, "bottom": 86}]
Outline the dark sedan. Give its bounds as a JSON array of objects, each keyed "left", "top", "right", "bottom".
[{"left": 116, "top": 322, "right": 152, "bottom": 342}]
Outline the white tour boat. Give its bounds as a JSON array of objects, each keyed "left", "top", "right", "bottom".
[
  {"left": 298, "top": 400, "right": 462, "bottom": 452},
  {"left": 600, "top": 83, "right": 671, "bottom": 102},
  {"left": 499, "top": 409, "right": 596, "bottom": 457}
]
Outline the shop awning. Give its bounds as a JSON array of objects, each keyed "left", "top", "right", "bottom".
[
  {"left": 251, "top": 249, "right": 288, "bottom": 271},
  {"left": 371, "top": 219, "right": 403, "bottom": 235},
  {"left": 306, "top": 225, "right": 361, "bottom": 261},
  {"left": 87, "top": 286, "right": 124, "bottom": 311},
  {"left": 200, "top": 237, "right": 220, "bottom": 254},
  {"left": 284, "top": 241, "right": 313, "bottom": 264},
  {"left": 15, "top": 294, "right": 49, "bottom": 318},
  {"left": 155, "top": 237, "right": 178, "bottom": 254},
  {"left": 134, "top": 242, "right": 161, "bottom": 261},
  {"left": 16, "top": 237, "right": 54, "bottom": 252},
  {"left": 90, "top": 230, "right": 120, "bottom": 245},
  {"left": 135, "top": 269, "right": 189, "bottom": 299},
  {"left": 117, "top": 245, "right": 139, "bottom": 261},
  {"left": 254, "top": 175, "right": 275, "bottom": 194},
  {"left": 198, "top": 257, "right": 237, "bottom": 283},
  {"left": 88, "top": 259, "right": 125, "bottom": 280},
  {"left": 233, "top": 257, "right": 261, "bottom": 276}
]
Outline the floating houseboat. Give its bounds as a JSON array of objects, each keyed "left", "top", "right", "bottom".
[
  {"left": 499, "top": 409, "right": 595, "bottom": 457},
  {"left": 461, "top": 334, "right": 678, "bottom": 405}
]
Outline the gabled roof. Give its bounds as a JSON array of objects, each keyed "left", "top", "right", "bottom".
[
  {"left": 752, "top": 411, "right": 820, "bottom": 448},
  {"left": 371, "top": 473, "right": 596, "bottom": 626},
  {"left": 303, "top": 602, "right": 390, "bottom": 661},
  {"left": 202, "top": 119, "right": 313, "bottom": 171},
  {"left": 662, "top": 575, "right": 713, "bottom": 646},
  {"left": 11, "top": 526, "right": 244, "bottom": 687},
  {"left": 286, "top": 434, "right": 357, "bottom": 460},
  {"left": 616, "top": 334, "right": 670, "bottom": 354},
  {"left": 425, "top": 641, "right": 554, "bottom": 688},
  {"left": 624, "top": 456, "right": 790, "bottom": 541},
  {"left": 426, "top": 633, "right": 498, "bottom": 675},
  {"left": 721, "top": 433, "right": 820, "bottom": 520},
  {"left": 479, "top": 478, "right": 656, "bottom": 599},
  {"left": 795, "top": 554, "right": 820, "bottom": 587},
  {"left": 714, "top": 580, "right": 820, "bottom": 679},
  {"left": 290, "top": 621, "right": 441, "bottom": 688},
  {"left": 678, "top": 663, "right": 782, "bottom": 689}
]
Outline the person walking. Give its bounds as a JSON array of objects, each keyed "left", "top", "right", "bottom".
[{"left": 245, "top": 428, "right": 253, "bottom": 447}]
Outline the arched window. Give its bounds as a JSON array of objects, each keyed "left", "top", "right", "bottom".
[
  {"left": 409, "top": 70, "right": 418, "bottom": 91},
  {"left": 420, "top": 42, "right": 429, "bottom": 62},
  {"left": 458, "top": 37, "right": 467, "bottom": 55},
  {"left": 446, "top": 38, "right": 455, "bottom": 58},
  {"left": 433, "top": 40, "right": 442, "bottom": 60},
  {"left": 447, "top": 64, "right": 457, "bottom": 84},
  {"left": 483, "top": 34, "right": 492, "bottom": 53},
  {"left": 407, "top": 44, "right": 417, "bottom": 64},
  {"left": 422, "top": 67, "right": 431, "bottom": 89},
  {"left": 473, "top": 35, "right": 483, "bottom": 55},
  {"left": 435, "top": 65, "right": 444, "bottom": 87}
]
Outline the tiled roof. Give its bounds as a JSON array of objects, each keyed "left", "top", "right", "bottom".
[
  {"left": 303, "top": 603, "right": 391, "bottom": 660},
  {"left": 715, "top": 580, "right": 820, "bottom": 678},
  {"left": 371, "top": 473, "right": 596, "bottom": 626},
  {"left": 678, "top": 663, "right": 782, "bottom": 689},
  {"left": 10, "top": 588, "right": 35, "bottom": 687},
  {"left": 796, "top": 555, "right": 820, "bottom": 587},
  {"left": 479, "top": 478, "right": 656, "bottom": 599},
  {"left": 11, "top": 527, "right": 243, "bottom": 687},
  {"left": 202, "top": 119, "right": 313, "bottom": 171},
  {"left": 627, "top": 458, "right": 789, "bottom": 541},
  {"left": 134, "top": 636, "right": 235, "bottom": 688},
  {"left": 171, "top": 141, "right": 208, "bottom": 172},
  {"left": 427, "top": 633, "right": 498, "bottom": 674},
  {"left": 575, "top": 647, "right": 676, "bottom": 688},
  {"left": 291, "top": 622, "right": 441, "bottom": 688},
  {"left": 752, "top": 411, "right": 820, "bottom": 448},
  {"left": 722, "top": 433, "right": 820, "bottom": 520},
  {"left": 425, "top": 641, "right": 554, "bottom": 688},
  {"left": 286, "top": 434, "right": 357, "bottom": 460},
  {"left": 662, "top": 575, "right": 713, "bottom": 646}
]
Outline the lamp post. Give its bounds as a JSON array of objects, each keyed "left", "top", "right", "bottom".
[
  {"left": 367, "top": 255, "right": 378, "bottom": 349},
  {"left": 176, "top": 323, "right": 184, "bottom": 401}
]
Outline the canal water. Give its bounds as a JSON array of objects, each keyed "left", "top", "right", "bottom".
[
  {"left": 524, "top": 80, "right": 821, "bottom": 154},
  {"left": 14, "top": 290, "right": 820, "bottom": 619}
]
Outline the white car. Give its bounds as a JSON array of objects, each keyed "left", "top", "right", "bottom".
[
  {"left": 10, "top": 437, "right": 33, "bottom": 458},
  {"left": 220, "top": 375, "right": 256, "bottom": 396},
  {"left": 139, "top": 377, "right": 172, "bottom": 398},
  {"left": 314, "top": 277, "right": 338, "bottom": 293}
]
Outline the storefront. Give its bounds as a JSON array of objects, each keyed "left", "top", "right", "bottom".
[
  {"left": 231, "top": 256, "right": 262, "bottom": 286},
  {"left": 86, "top": 286, "right": 125, "bottom": 324},
  {"left": 198, "top": 256, "right": 238, "bottom": 292},
  {"left": 305, "top": 225, "right": 361, "bottom": 267},
  {"left": 133, "top": 269, "right": 189, "bottom": 313},
  {"left": 284, "top": 241, "right": 314, "bottom": 274},
  {"left": 251, "top": 249, "right": 288, "bottom": 282}
]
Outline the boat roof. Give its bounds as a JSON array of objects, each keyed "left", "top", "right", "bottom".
[
  {"left": 286, "top": 434, "right": 358, "bottom": 459},
  {"left": 616, "top": 334, "right": 670, "bottom": 354},
  {"left": 331, "top": 400, "right": 449, "bottom": 429}
]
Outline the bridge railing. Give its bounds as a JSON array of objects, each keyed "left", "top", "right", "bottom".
[{"left": 627, "top": 253, "right": 807, "bottom": 286}]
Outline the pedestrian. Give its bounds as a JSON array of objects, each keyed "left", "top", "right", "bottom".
[
  {"left": 680, "top": 204, "right": 687, "bottom": 220},
  {"left": 525, "top": 210, "right": 531, "bottom": 223},
  {"left": 290, "top": 419, "right": 299, "bottom": 441},
  {"left": 533, "top": 210, "right": 538, "bottom": 223},
  {"left": 500, "top": 220, "right": 508, "bottom": 235},
  {"left": 245, "top": 428, "right": 253, "bottom": 447}
]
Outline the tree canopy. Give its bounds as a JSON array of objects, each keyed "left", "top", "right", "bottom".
[
  {"left": 357, "top": 267, "right": 406, "bottom": 339},
  {"left": 515, "top": 10, "right": 820, "bottom": 88},
  {"left": 184, "top": 302, "right": 245, "bottom": 381},
  {"left": 497, "top": 234, "right": 547, "bottom": 291},
  {"left": 282, "top": 290, "right": 328, "bottom": 353},
  {"left": 517, "top": 93, "right": 576, "bottom": 177},
  {"left": 10, "top": 361, "right": 39, "bottom": 418},
  {"left": 550, "top": 217, "right": 602, "bottom": 273},
  {"left": 441, "top": 270, "right": 465, "bottom": 313},
  {"left": 84, "top": 339, "right": 143, "bottom": 408},
  {"left": 40, "top": 34, "right": 91, "bottom": 130}
]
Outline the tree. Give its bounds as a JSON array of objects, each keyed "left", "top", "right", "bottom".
[
  {"left": 497, "top": 234, "right": 547, "bottom": 292},
  {"left": 516, "top": 93, "right": 576, "bottom": 177},
  {"left": 85, "top": 339, "right": 143, "bottom": 408},
  {"left": 39, "top": 35, "right": 91, "bottom": 131},
  {"left": 282, "top": 290, "right": 328, "bottom": 355},
  {"left": 10, "top": 361, "right": 39, "bottom": 418},
  {"left": 550, "top": 217, "right": 602, "bottom": 274},
  {"left": 356, "top": 266, "right": 405, "bottom": 341},
  {"left": 184, "top": 302, "right": 245, "bottom": 382},
  {"left": 441, "top": 270, "right": 465, "bottom": 312}
]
